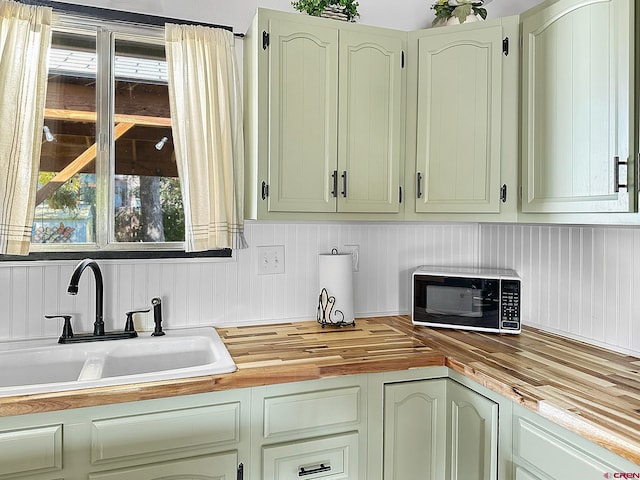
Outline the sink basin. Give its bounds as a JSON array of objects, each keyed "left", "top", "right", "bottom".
[{"left": 0, "top": 327, "right": 236, "bottom": 397}]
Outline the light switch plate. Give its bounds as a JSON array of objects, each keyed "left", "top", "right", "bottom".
[{"left": 257, "top": 245, "right": 285, "bottom": 275}]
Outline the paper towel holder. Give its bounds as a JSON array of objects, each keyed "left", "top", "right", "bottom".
[{"left": 317, "top": 287, "right": 355, "bottom": 328}]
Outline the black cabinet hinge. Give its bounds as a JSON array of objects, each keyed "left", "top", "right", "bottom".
[
  {"left": 237, "top": 463, "right": 244, "bottom": 480},
  {"left": 262, "top": 31, "right": 270, "bottom": 50},
  {"left": 401, "top": 50, "right": 405, "bottom": 68},
  {"left": 500, "top": 184, "right": 507, "bottom": 203},
  {"left": 502, "top": 37, "right": 509, "bottom": 56},
  {"left": 261, "top": 181, "right": 269, "bottom": 200}
]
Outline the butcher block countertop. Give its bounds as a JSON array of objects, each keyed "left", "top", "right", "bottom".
[{"left": 1, "top": 315, "right": 639, "bottom": 465}]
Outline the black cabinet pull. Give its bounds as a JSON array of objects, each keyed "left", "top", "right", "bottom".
[
  {"left": 417, "top": 172, "right": 423, "bottom": 199},
  {"left": 614, "top": 156, "right": 628, "bottom": 192},
  {"left": 299, "top": 463, "right": 331, "bottom": 476},
  {"left": 237, "top": 463, "right": 244, "bottom": 480},
  {"left": 341, "top": 171, "right": 347, "bottom": 197},
  {"left": 331, "top": 170, "right": 338, "bottom": 197},
  {"left": 261, "top": 181, "right": 269, "bottom": 200}
]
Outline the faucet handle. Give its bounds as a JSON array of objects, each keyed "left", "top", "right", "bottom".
[
  {"left": 45, "top": 315, "right": 74, "bottom": 342},
  {"left": 124, "top": 309, "right": 150, "bottom": 333}
]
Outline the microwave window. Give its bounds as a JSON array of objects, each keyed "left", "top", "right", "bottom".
[{"left": 425, "top": 285, "right": 482, "bottom": 317}]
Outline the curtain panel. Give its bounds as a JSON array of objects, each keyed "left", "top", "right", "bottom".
[
  {"left": 165, "top": 23, "right": 247, "bottom": 252},
  {"left": 0, "top": 0, "right": 51, "bottom": 255}
]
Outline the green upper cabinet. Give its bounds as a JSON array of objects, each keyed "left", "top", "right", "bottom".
[
  {"left": 521, "top": 0, "right": 634, "bottom": 213},
  {"left": 244, "top": 9, "right": 405, "bottom": 220},
  {"left": 337, "top": 30, "right": 403, "bottom": 213},
  {"left": 266, "top": 17, "right": 338, "bottom": 214},
  {"left": 405, "top": 17, "right": 519, "bottom": 219}
]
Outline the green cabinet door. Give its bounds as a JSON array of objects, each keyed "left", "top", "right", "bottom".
[
  {"left": 521, "top": 0, "right": 633, "bottom": 213},
  {"left": 414, "top": 21, "right": 505, "bottom": 214},
  {"left": 267, "top": 16, "right": 338, "bottom": 213},
  {"left": 337, "top": 30, "right": 403, "bottom": 213},
  {"left": 383, "top": 379, "right": 447, "bottom": 480},
  {"left": 446, "top": 380, "right": 499, "bottom": 480},
  {"left": 512, "top": 403, "right": 640, "bottom": 480}
]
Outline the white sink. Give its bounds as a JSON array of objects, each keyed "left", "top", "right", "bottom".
[{"left": 0, "top": 327, "right": 236, "bottom": 397}]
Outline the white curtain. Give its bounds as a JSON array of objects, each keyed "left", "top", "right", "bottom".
[
  {"left": 0, "top": 0, "right": 51, "bottom": 255},
  {"left": 165, "top": 23, "right": 247, "bottom": 252}
]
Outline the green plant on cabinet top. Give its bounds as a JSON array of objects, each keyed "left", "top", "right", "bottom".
[{"left": 291, "top": 0, "right": 360, "bottom": 21}]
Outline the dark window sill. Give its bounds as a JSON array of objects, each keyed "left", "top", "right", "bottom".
[{"left": 0, "top": 249, "right": 232, "bottom": 262}]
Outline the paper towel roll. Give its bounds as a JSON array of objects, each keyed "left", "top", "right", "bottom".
[{"left": 318, "top": 251, "right": 354, "bottom": 324}]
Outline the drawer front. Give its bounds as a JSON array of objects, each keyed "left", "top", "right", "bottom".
[
  {"left": 0, "top": 424, "right": 62, "bottom": 478},
  {"left": 91, "top": 402, "right": 241, "bottom": 464},
  {"left": 263, "top": 432, "right": 359, "bottom": 479},
  {"left": 88, "top": 451, "right": 238, "bottom": 479},
  {"left": 514, "top": 416, "right": 614, "bottom": 479},
  {"left": 263, "top": 386, "right": 360, "bottom": 439}
]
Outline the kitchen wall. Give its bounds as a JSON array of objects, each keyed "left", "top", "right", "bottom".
[
  {"left": 0, "top": 222, "right": 479, "bottom": 340},
  {"left": 6, "top": 0, "right": 640, "bottom": 358},
  {"left": 480, "top": 224, "right": 640, "bottom": 356}
]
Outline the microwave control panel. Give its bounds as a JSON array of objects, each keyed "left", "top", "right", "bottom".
[{"left": 500, "top": 279, "right": 521, "bottom": 330}]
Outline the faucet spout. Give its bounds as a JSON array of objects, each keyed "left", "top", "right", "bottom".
[{"left": 68, "top": 259, "right": 104, "bottom": 336}]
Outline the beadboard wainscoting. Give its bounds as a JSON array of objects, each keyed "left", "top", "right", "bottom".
[
  {"left": 480, "top": 223, "right": 640, "bottom": 357},
  {"left": 0, "top": 222, "right": 479, "bottom": 341}
]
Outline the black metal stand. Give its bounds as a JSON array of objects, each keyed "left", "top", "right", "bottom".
[{"left": 316, "top": 288, "right": 355, "bottom": 328}]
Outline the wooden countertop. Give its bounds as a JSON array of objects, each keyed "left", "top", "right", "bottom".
[{"left": 0, "top": 315, "right": 639, "bottom": 466}]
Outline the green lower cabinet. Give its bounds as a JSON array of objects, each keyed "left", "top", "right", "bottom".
[
  {"left": 446, "top": 380, "right": 499, "bottom": 480},
  {"left": 251, "top": 375, "right": 368, "bottom": 480},
  {"left": 0, "top": 423, "right": 63, "bottom": 479},
  {"left": 383, "top": 379, "right": 447, "bottom": 479},
  {"left": 382, "top": 377, "right": 498, "bottom": 480},
  {"left": 88, "top": 452, "right": 239, "bottom": 479},
  {"left": 263, "top": 432, "right": 359, "bottom": 479},
  {"left": 512, "top": 404, "right": 639, "bottom": 479}
]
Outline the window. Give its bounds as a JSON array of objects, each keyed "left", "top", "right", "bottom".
[{"left": 27, "top": 12, "right": 229, "bottom": 259}]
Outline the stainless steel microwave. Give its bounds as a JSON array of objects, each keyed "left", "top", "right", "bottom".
[{"left": 412, "top": 266, "right": 521, "bottom": 334}]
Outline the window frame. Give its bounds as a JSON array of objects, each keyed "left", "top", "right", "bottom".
[{"left": 15, "top": 7, "right": 232, "bottom": 261}]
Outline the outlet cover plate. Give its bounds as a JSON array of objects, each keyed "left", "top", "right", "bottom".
[{"left": 343, "top": 245, "right": 359, "bottom": 272}]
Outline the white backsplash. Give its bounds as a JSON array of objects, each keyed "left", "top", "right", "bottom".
[
  {"left": 480, "top": 223, "right": 640, "bottom": 357},
  {"left": 0, "top": 222, "right": 479, "bottom": 341},
  {"left": 5, "top": 221, "right": 638, "bottom": 357}
]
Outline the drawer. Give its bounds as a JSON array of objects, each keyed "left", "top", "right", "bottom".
[
  {"left": 263, "top": 386, "right": 361, "bottom": 439},
  {"left": 263, "top": 432, "right": 359, "bottom": 479},
  {"left": 0, "top": 424, "right": 62, "bottom": 478},
  {"left": 91, "top": 402, "right": 241, "bottom": 464},
  {"left": 89, "top": 451, "right": 238, "bottom": 479},
  {"left": 514, "top": 416, "right": 614, "bottom": 479}
]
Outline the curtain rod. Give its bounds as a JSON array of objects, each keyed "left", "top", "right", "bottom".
[{"left": 16, "top": 0, "right": 245, "bottom": 38}]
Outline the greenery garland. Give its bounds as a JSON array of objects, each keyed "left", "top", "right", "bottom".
[
  {"left": 291, "top": 0, "right": 360, "bottom": 21},
  {"left": 432, "top": 0, "right": 487, "bottom": 26}
]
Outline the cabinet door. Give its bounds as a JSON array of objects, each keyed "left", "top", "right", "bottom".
[
  {"left": 267, "top": 17, "right": 338, "bottom": 213},
  {"left": 521, "top": 0, "right": 632, "bottom": 213},
  {"left": 447, "top": 380, "right": 498, "bottom": 480},
  {"left": 88, "top": 452, "right": 238, "bottom": 480},
  {"left": 383, "top": 379, "right": 447, "bottom": 480},
  {"left": 337, "top": 30, "right": 403, "bottom": 213},
  {"left": 414, "top": 23, "right": 504, "bottom": 213}
]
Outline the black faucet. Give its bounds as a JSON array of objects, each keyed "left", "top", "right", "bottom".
[
  {"left": 68, "top": 258, "right": 105, "bottom": 336},
  {"left": 53, "top": 258, "right": 139, "bottom": 343}
]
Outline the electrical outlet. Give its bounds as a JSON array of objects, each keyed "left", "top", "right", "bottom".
[
  {"left": 343, "top": 245, "right": 359, "bottom": 272},
  {"left": 257, "top": 245, "right": 285, "bottom": 275}
]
